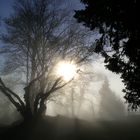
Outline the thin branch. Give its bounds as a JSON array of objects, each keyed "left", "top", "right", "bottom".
[{"left": 41, "top": 77, "right": 73, "bottom": 101}]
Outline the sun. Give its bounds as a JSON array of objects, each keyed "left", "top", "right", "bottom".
[{"left": 56, "top": 61, "right": 77, "bottom": 81}]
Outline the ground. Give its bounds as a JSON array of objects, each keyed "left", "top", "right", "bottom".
[{"left": 0, "top": 115, "right": 140, "bottom": 140}]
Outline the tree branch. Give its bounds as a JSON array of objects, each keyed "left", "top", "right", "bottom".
[
  {"left": 0, "top": 78, "right": 25, "bottom": 111},
  {"left": 0, "top": 79, "right": 25, "bottom": 116}
]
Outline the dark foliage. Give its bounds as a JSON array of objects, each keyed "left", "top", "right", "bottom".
[{"left": 74, "top": 0, "right": 140, "bottom": 110}]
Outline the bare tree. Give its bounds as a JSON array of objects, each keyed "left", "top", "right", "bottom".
[{"left": 0, "top": 0, "right": 95, "bottom": 121}]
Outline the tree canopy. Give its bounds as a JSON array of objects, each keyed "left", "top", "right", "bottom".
[{"left": 74, "top": 0, "right": 140, "bottom": 110}]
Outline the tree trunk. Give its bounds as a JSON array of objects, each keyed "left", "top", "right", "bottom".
[{"left": 24, "top": 86, "right": 33, "bottom": 120}]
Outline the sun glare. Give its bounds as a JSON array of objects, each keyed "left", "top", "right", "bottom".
[{"left": 56, "top": 61, "right": 77, "bottom": 81}]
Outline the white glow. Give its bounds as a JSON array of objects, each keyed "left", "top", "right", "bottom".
[{"left": 56, "top": 61, "right": 77, "bottom": 81}]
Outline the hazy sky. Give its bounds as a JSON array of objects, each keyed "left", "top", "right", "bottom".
[
  {"left": 0, "top": 0, "right": 84, "bottom": 42},
  {"left": 0, "top": 0, "right": 83, "bottom": 18},
  {"left": 0, "top": 0, "right": 124, "bottom": 97},
  {"left": 0, "top": 0, "right": 14, "bottom": 17},
  {"left": 0, "top": 0, "right": 126, "bottom": 123}
]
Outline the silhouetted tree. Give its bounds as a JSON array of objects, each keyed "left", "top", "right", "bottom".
[
  {"left": 74, "top": 0, "right": 140, "bottom": 110},
  {"left": 98, "top": 77, "right": 125, "bottom": 120},
  {"left": 0, "top": 0, "right": 95, "bottom": 122}
]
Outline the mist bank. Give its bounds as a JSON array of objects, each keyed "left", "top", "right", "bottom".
[{"left": 0, "top": 58, "right": 137, "bottom": 125}]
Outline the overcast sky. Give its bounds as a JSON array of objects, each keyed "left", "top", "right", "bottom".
[
  {"left": 0, "top": 0, "right": 126, "bottom": 123},
  {"left": 0, "top": 0, "right": 124, "bottom": 100},
  {"left": 0, "top": 0, "right": 125, "bottom": 100},
  {"left": 0, "top": 0, "right": 14, "bottom": 17},
  {"left": 0, "top": 0, "right": 83, "bottom": 18}
]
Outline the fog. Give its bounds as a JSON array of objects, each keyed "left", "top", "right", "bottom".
[
  {"left": 45, "top": 57, "right": 127, "bottom": 121},
  {"left": 0, "top": 94, "right": 21, "bottom": 125},
  {"left": 0, "top": 57, "right": 128, "bottom": 125},
  {"left": 46, "top": 62, "right": 126, "bottom": 121},
  {"left": 0, "top": 0, "right": 127, "bottom": 125}
]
